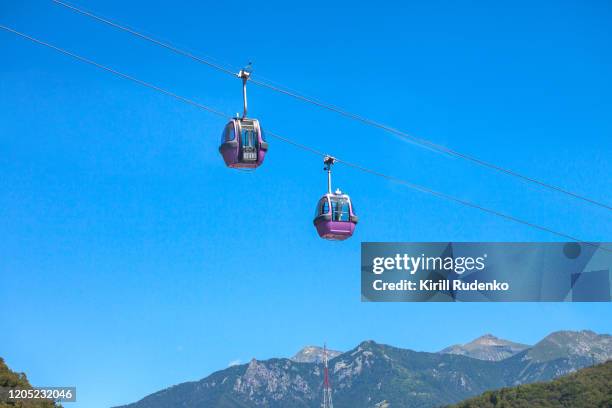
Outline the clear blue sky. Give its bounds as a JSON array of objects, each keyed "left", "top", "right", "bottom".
[{"left": 1, "top": 0, "right": 611, "bottom": 407}]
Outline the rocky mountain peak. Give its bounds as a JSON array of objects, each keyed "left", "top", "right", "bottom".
[
  {"left": 472, "top": 334, "right": 501, "bottom": 344},
  {"left": 357, "top": 340, "right": 378, "bottom": 349},
  {"left": 527, "top": 330, "right": 612, "bottom": 363},
  {"left": 291, "top": 346, "right": 342, "bottom": 363},
  {"left": 439, "top": 334, "right": 529, "bottom": 361}
]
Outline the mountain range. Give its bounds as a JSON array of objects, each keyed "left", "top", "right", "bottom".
[{"left": 114, "top": 330, "right": 612, "bottom": 408}]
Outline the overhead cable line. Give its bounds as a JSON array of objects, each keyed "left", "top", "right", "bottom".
[
  {"left": 0, "top": 26, "right": 228, "bottom": 119},
  {"left": 3, "top": 24, "right": 607, "bottom": 252},
  {"left": 52, "top": 0, "right": 612, "bottom": 212},
  {"left": 52, "top": 0, "right": 238, "bottom": 76}
]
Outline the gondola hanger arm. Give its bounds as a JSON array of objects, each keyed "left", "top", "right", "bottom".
[{"left": 237, "top": 64, "right": 252, "bottom": 118}]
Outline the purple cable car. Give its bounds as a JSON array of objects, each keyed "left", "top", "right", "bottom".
[
  {"left": 219, "top": 118, "right": 267, "bottom": 168},
  {"left": 313, "top": 157, "right": 358, "bottom": 240},
  {"left": 219, "top": 67, "right": 268, "bottom": 169}
]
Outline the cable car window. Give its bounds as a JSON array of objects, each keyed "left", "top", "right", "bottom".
[
  {"left": 342, "top": 202, "right": 350, "bottom": 220},
  {"left": 241, "top": 125, "right": 258, "bottom": 148},
  {"left": 221, "top": 123, "right": 236, "bottom": 143},
  {"left": 331, "top": 198, "right": 349, "bottom": 221},
  {"left": 315, "top": 198, "right": 329, "bottom": 217}
]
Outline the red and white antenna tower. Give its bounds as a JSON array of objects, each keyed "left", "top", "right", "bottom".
[{"left": 322, "top": 343, "right": 334, "bottom": 408}]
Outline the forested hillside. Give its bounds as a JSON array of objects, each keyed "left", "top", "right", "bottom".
[{"left": 449, "top": 361, "right": 612, "bottom": 408}]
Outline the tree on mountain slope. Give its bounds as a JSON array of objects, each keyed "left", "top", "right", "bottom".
[
  {"left": 0, "top": 358, "right": 58, "bottom": 408},
  {"left": 448, "top": 361, "right": 612, "bottom": 408}
]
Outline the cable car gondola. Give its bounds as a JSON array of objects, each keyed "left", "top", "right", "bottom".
[
  {"left": 219, "top": 67, "right": 268, "bottom": 169},
  {"left": 313, "top": 156, "right": 358, "bottom": 240}
]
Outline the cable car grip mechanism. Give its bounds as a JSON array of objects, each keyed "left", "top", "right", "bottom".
[{"left": 323, "top": 155, "right": 336, "bottom": 194}]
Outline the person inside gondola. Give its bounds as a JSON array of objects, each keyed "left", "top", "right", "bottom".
[{"left": 333, "top": 199, "right": 346, "bottom": 222}]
